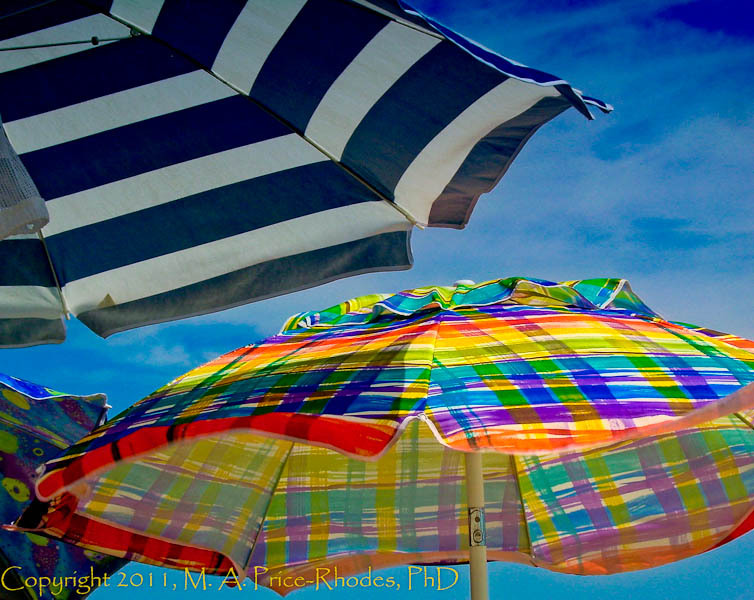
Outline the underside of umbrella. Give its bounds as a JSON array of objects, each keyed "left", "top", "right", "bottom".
[
  {"left": 0, "top": 0, "right": 609, "bottom": 347},
  {"left": 12, "top": 277, "right": 754, "bottom": 595},
  {"left": 14, "top": 410, "right": 754, "bottom": 596},
  {"left": 0, "top": 373, "right": 125, "bottom": 600}
]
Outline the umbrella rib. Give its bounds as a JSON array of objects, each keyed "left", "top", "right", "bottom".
[
  {"left": 0, "top": 0, "right": 57, "bottom": 21},
  {"left": 733, "top": 412, "right": 754, "bottom": 432},
  {"left": 0, "top": 36, "right": 131, "bottom": 51},
  {"left": 240, "top": 442, "right": 295, "bottom": 574},
  {"left": 79, "top": 2, "right": 422, "bottom": 228},
  {"left": 36, "top": 230, "right": 70, "bottom": 319},
  {"left": 508, "top": 453, "right": 534, "bottom": 560}
]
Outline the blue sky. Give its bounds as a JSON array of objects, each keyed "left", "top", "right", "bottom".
[{"left": 2, "top": 0, "right": 753, "bottom": 599}]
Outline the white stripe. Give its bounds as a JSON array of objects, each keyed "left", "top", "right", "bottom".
[
  {"left": 62, "top": 203, "right": 411, "bottom": 313},
  {"left": 601, "top": 279, "right": 627, "bottom": 308},
  {"left": 43, "top": 134, "right": 326, "bottom": 235},
  {"left": 0, "top": 15, "right": 129, "bottom": 75},
  {"left": 110, "top": 0, "right": 166, "bottom": 34},
  {"left": 5, "top": 71, "right": 235, "bottom": 154},
  {"left": 348, "top": 0, "right": 440, "bottom": 37},
  {"left": 0, "top": 286, "right": 62, "bottom": 319},
  {"left": 211, "top": 0, "right": 307, "bottom": 94},
  {"left": 393, "top": 79, "right": 558, "bottom": 225},
  {"left": 305, "top": 22, "right": 440, "bottom": 160}
]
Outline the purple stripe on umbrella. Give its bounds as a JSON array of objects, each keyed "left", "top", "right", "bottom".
[{"left": 561, "top": 461, "right": 616, "bottom": 532}]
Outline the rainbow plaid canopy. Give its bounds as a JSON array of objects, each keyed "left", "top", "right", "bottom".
[{"left": 14, "top": 277, "right": 754, "bottom": 593}]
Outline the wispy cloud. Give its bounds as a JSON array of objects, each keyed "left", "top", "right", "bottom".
[{"left": 1, "top": 1, "right": 750, "bottom": 412}]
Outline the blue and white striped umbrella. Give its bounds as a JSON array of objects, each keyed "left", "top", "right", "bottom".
[{"left": 0, "top": 0, "right": 610, "bottom": 347}]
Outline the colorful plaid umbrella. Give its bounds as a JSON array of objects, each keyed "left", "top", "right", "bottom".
[
  {"left": 0, "top": 373, "right": 126, "bottom": 599},
  {"left": 12, "top": 277, "right": 754, "bottom": 598},
  {"left": 0, "top": 0, "right": 611, "bottom": 347}
]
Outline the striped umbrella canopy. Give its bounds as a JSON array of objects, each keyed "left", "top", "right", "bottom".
[
  {"left": 0, "top": 373, "right": 126, "bottom": 599},
  {"left": 14, "top": 277, "right": 754, "bottom": 598},
  {"left": 0, "top": 0, "right": 609, "bottom": 348}
]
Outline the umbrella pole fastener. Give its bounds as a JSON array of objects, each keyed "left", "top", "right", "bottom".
[{"left": 464, "top": 452, "right": 489, "bottom": 600}]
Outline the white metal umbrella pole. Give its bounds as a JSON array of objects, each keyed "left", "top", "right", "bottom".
[{"left": 464, "top": 452, "right": 489, "bottom": 600}]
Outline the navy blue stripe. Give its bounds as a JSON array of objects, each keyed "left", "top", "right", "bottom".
[
  {"left": 21, "top": 95, "right": 288, "bottom": 200},
  {"left": 251, "top": 0, "right": 387, "bottom": 132},
  {"left": 46, "top": 161, "right": 380, "bottom": 283},
  {"left": 429, "top": 96, "right": 569, "bottom": 227},
  {"left": 555, "top": 84, "right": 591, "bottom": 119},
  {"left": 582, "top": 96, "right": 612, "bottom": 113},
  {"left": 151, "top": 0, "right": 245, "bottom": 68},
  {"left": 349, "top": 0, "right": 430, "bottom": 28},
  {"left": 342, "top": 40, "right": 506, "bottom": 198},
  {"left": 77, "top": 230, "right": 412, "bottom": 338},
  {"left": 0, "top": 238, "right": 57, "bottom": 286},
  {"left": 399, "top": 1, "right": 599, "bottom": 118},
  {"left": 0, "top": 35, "right": 195, "bottom": 123},
  {"left": 0, "top": 0, "right": 96, "bottom": 42},
  {"left": 0, "top": 317, "right": 65, "bottom": 347},
  {"left": 87, "top": 0, "right": 114, "bottom": 11},
  {"left": 0, "top": 0, "right": 43, "bottom": 20},
  {"left": 399, "top": 0, "right": 564, "bottom": 86}
]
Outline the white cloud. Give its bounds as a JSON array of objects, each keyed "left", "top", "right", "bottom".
[{"left": 134, "top": 344, "right": 192, "bottom": 367}]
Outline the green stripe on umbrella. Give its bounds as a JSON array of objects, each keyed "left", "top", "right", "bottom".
[{"left": 12, "top": 277, "right": 754, "bottom": 599}]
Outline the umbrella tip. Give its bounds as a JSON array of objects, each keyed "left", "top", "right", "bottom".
[{"left": 454, "top": 280, "right": 475, "bottom": 287}]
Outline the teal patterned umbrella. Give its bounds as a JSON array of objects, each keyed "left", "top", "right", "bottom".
[{"left": 0, "top": 373, "right": 126, "bottom": 599}]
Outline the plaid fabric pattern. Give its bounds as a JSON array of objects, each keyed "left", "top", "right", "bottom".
[
  {"left": 519, "top": 414, "right": 754, "bottom": 574},
  {"left": 82, "top": 432, "right": 289, "bottom": 571},
  {"left": 14, "top": 277, "right": 754, "bottom": 591},
  {"left": 36, "top": 277, "right": 754, "bottom": 498},
  {"left": 18, "top": 415, "right": 754, "bottom": 592},
  {"left": 251, "top": 419, "right": 529, "bottom": 591}
]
